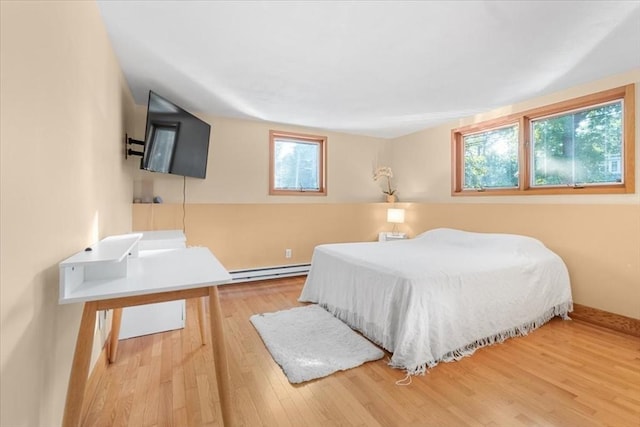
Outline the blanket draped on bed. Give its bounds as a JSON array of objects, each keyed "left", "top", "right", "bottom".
[{"left": 299, "top": 228, "right": 573, "bottom": 375}]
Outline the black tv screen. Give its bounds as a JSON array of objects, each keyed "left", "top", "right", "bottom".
[{"left": 141, "top": 91, "right": 211, "bottom": 179}]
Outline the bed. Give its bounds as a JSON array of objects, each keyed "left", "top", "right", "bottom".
[{"left": 299, "top": 228, "right": 573, "bottom": 375}]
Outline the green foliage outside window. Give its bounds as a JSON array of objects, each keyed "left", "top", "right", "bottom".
[
  {"left": 532, "top": 101, "right": 622, "bottom": 186},
  {"left": 463, "top": 125, "right": 519, "bottom": 189},
  {"left": 452, "top": 85, "right": 632, "bottom": 196}
]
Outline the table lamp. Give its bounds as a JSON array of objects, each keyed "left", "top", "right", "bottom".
[{"left": 387, "top": 208, "right": 405, "bottom": 235}]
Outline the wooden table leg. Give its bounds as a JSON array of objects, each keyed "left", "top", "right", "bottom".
[
  {"left": 196, "top": 297, "right": 207, "bottom": 345},
  {"left": 208, "top": 286, "right": 232, "bottom": 426},
  {"left": 109, "top": 307, "right": 123, "bottom": 363},
  {"left": 62, "top": 301, "right": 98, "bottom": 427}
]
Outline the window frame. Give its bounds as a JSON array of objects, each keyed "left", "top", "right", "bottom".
[
  {"left": 269, "top": 130, "right": 327, "bottom": 196},
  {"left": 460, "top": 120, "right": 522, "bottom": 191},
  {"left": 451, "top": 84, "right": 635, "bottom": 196}
]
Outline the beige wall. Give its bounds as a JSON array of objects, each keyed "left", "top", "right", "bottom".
[
  {"left": 129, "top": 110, "right": 394, "bottom": 204},
  {"left": 390, "top": 71, "right": 640, "bottom": 319},
  {"left": 133, "top": 203, "right": 398, "bottom": 270},
  {"left": 133, "top": 200, "right": 640, "bottom": 320},
  {"left": 0, "top": 2, "right": 134, "bottom": 425},
  {"left": 131, "top": 72, "right": 640, "bottom": 321}
]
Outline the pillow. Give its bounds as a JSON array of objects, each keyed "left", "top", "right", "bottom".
[{"left": 415, "top": 228, "right": 547, "bottom": 255}]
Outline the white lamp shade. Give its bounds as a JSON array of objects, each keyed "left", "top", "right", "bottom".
[{"left": 387, "top": 208, "right": 405, "bottom": 224}]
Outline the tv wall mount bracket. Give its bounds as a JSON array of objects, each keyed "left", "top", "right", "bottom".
[{"left": 124, "top": 133, "right": 144, "bottom": 159}]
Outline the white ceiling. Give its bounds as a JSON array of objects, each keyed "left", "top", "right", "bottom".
[{"left": 97, "top": 1, "right": 640, "bottom": 139}]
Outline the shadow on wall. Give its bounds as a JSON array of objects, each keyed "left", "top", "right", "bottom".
[{"left": 1, "top": 263, "right": 81, "bottom": 425}]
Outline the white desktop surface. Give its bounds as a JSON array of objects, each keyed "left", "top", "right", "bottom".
[
  {"left": 60, "top": 247, "right": 231, "bottom": 304},
  {"left": 60, "top": 233, "right": 142, "bottom": 265},
  {"left": 137, "top": 230, "right": 186, "bottom": 251}
]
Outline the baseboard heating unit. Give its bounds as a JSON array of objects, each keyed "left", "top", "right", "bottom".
[{"left": 229, "top": 263, "right": 310, "bottom": 283}]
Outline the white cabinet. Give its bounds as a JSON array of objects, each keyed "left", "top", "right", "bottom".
[
  {"left": 378, "top": 232, "right": 408, "bottom": 242},
  {"left": 118, "top": 300, "right": 185, "bottom": 339},
  {"left": 118, "top": 230, "right": 187, "bottom": 339}
]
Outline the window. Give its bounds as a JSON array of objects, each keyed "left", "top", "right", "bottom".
[
  {"left": 269, "top": 130, "right": 327, "bottom": 196},
  {"left": 463, "top": 123, "right": 519, "bottom": 190},
  {"left": 531, "top": 101, "right": 623, "bottom": 187},
  {"left": 452, "top": 84, "right": 635, "bottom": 195}
]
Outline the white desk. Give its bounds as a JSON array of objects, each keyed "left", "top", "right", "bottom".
[
  {"left": 60, "top": 247, "right": 227, "bottom": 303},
  {"left": 59, "top": 233, "right": 233, "bottom": 426}
]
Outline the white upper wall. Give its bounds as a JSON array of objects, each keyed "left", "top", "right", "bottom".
[
  {"left": 129, "top": 110, "right": 393, "bottom": 204},
  {"left": 390, "top": 69, "right": 640, "bottom": 205},
  {"left": 129, "top": 70, "right": 640, "bottom": 206}
]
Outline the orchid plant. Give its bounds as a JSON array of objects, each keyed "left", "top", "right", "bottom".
[{"left": 373, "top": 166, "right": 396, "bottom": 196}]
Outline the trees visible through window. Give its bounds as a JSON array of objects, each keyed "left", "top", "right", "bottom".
[
  {"left": 451, "top": 84, "right": 634, "bottom": 196},
  {"left": 463, "top": 124, "right": 519, "bottom": 190},
  {"left": 531, "top": 101, "right": 623, "bottom": 187},
  {"left": 269, "top": 130, "right": 327, "bottom": 196}
]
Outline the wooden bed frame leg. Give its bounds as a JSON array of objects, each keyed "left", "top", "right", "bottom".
[
  {"left": 62, "top": 301, "right": 98, "bottom": 427},
  {"left": 208, "top": 286, "right": 233, "bottom": 426},
  {"left": 109, "top": 307, "right": 123, "bottom": 363}
]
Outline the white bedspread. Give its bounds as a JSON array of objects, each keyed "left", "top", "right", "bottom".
[{"left": 299, "top": 228, "right": 573, "bottom": 374}]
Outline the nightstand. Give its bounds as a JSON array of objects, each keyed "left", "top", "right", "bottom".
[{"left": 378, "top": 232, "right": 408, "bottom": 242}]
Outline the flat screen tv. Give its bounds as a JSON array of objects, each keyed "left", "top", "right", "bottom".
[{"left": 141, "top": 91, "right": 211, "bottom": 179}]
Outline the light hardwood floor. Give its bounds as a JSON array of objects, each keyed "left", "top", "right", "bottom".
[{"left": 84, "top": 277, "right": 640, "bottom": 426}]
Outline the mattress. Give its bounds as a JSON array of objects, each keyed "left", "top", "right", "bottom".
[{"left": 299, "top": 228, "right": 573, "bottom": 374}]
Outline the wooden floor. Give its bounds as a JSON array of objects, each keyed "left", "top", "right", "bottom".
[{"left": 84, "top": 277, "right": 640, "bottom": 427}]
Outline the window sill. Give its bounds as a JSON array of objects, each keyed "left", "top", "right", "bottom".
[
  {"left": 452, "top": 184, "right": 633, "bottom": 196},
  {"left": 269, "top": 190, "right": 327, "bottom": 196}
]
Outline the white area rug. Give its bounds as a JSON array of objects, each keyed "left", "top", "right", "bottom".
[{"left": 250, "top": 304, "right": 384, "bottom": 384}]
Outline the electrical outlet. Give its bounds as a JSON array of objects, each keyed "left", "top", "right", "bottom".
[
  {"left": 285, "top": 248, "right": 292, "bottom": 258},
  {"left": 96, "top": 310, "right": 109, "bottom": 344},
  {"left": 98, "top": 310, "right": 107, "bottom": 330}
]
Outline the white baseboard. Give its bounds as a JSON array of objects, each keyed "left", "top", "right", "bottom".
[{"left": 230, "top": 263, "right": 310, "bottom": 283}]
